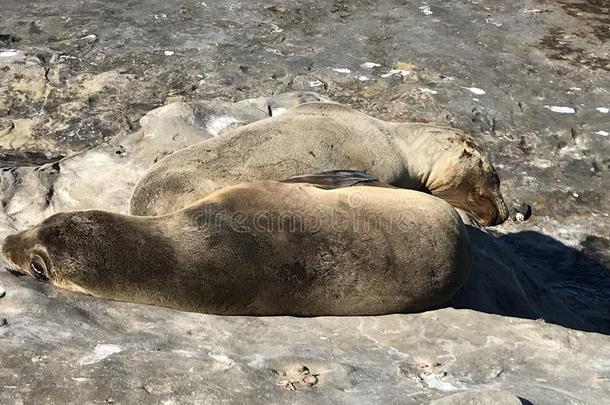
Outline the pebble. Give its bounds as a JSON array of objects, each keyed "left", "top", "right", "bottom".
[
  {"left": 511, "top": 203, "right": 532, "bottom": 222},
  {"left": 0, "top": 283, "right": 5, "bottom": 298}
]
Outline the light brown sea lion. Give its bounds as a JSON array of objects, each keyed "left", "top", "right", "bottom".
[
  {"left": 129, "top": 102, "right": 508, "bottom": 226},
  {"left": 1, "top": 177, "right": 471, "bottom": 316}
]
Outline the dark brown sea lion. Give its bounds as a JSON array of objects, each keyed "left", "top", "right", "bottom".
[{"left": 2, "top": 177, "right": 471, "bottom": 316}]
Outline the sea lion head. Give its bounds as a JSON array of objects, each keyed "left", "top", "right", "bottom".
[
  {"left": 1, "top": 211, "right": 147, "bottom": 296},
  {"left": 427, "top": 143, "right": 509, "bottom": 227}
]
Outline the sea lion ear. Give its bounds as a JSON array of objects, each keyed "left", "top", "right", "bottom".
[{"left": 281, "top": 170, "right": 390, "bottom": 190}]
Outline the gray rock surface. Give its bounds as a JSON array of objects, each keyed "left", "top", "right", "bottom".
[
  {"left": 1, "top": 272, "right": 610, "bottom": 404},
  {"left": 1, "top": 92, "right": 609, "bottom": 405},
  {"left": 429, "top": 389, "right": 524, "bottom": 405},
  {"left": 0, "top": 91, "right": 328, "bottom": 233},
  {"left": 1, "top": 0, "right": 609, "bottom": 404}
]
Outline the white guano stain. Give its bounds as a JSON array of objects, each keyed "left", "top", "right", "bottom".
[
  {"left": 595, "top": 107, "right": 609, "bottom": 113},
  {"left": 463, "top": 87, "right": 486, "bottom": 95},
  {"left": 423, "top": 375, "right": 460, "bottom": 391},
  {"left": 0, "top": 50, "right": 19, "bottom": 57},
  {"left": 419, "top": 3, "right": 433, "bottom": 15},
  {"left": 545, "top": 106, "right": 576, "bottom": 114},
  {"left": 209, "top": 352, "right": 234, "bottom": 370},
  {"left": 265, "top": 48, "right": 282, "bottom": 55},
  {"left": 420, "top": 88, "right": 438, "bottom": 94},
  {"left": 270, "top": 23, "right": 283, "bottom": 33},
  {"left": 270, "top": 107, "right": 288, "bottom": 117},
  {"left": 164, "top": 50, "right": 175, "bottom": 56},
  {"left": 358, "top": 76, "right": 370, "bottom": 81},
  {"left": 533, "top": 159, "right": 552, "bottom": 168},
  {"left": 309, "top": 80, "right": 323, "bottom": 87},
  {"left": 332, "top": 68, "right": 351, "bottom": 74},
  {"left": 595, "top": 131, "right": 608, "bottom": 136},
  {"left": 79, "top": 344, "right": 123, "bottom": 365},
  {"left": 381, "top": 69, "right": 410, "bottom": 78},
  {"left": 360, "top": 62, "right": 381, "bottom": 69},
  {"left": 486, "top": 16, "right": 503, "bottom": 27},
  {"left": 206, "top": 116, "right": 239, "bottom": 136}
]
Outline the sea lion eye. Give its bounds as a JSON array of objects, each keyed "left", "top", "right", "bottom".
[{"left": 30, "top": 256, "right": 48, "bottom": 281}]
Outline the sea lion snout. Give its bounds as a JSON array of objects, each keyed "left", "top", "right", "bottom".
[
  {"left": 2, "top": 234, "right": 27, "bottom": 276},
  {"left": 470, "top": 193, "right": 509, "bottom": 227},
  {"left": 493, "top": 195, "right": 510, "bottom": 225},
  {"left": 2, "top": 234, "right": 20, "bottom": 264}
]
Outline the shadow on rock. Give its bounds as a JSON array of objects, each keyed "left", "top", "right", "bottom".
[{"left": 447, "top": 226, "right": 610, "bottom": 334}]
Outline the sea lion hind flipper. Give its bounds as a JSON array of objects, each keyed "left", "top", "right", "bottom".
[{"left": 281, "top": 170, "right": 390, "bottom": 189}]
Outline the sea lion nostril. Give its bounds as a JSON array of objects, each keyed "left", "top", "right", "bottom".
[
  {"left": 2, "top": 235, "right": 16, "bottom": 260},
  {"left": 3, "top": 234, "right": 16, "bottom": 245},
  {"left": 2, "top": 238, "right": 27, "bottom": 277}
]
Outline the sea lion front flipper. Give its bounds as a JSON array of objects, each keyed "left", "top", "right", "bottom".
[{"left": 281, "top": 170, "right": 393, "bottom": 190}]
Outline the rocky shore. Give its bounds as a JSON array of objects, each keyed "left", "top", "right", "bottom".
[{"left": 1, "top": 1, "right": 609, "bottom": 403}]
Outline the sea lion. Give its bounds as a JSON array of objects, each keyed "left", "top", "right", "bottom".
[
  {"left": 1, "top": 178, "right": 471, "bottom": 316},
  {"left": 130, "top": 102, "right": 508, "bottom": 226}
]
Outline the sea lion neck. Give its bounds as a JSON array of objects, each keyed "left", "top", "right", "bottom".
[{"left": 385, "top": 122, "right": 439, "bottom": 191}]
